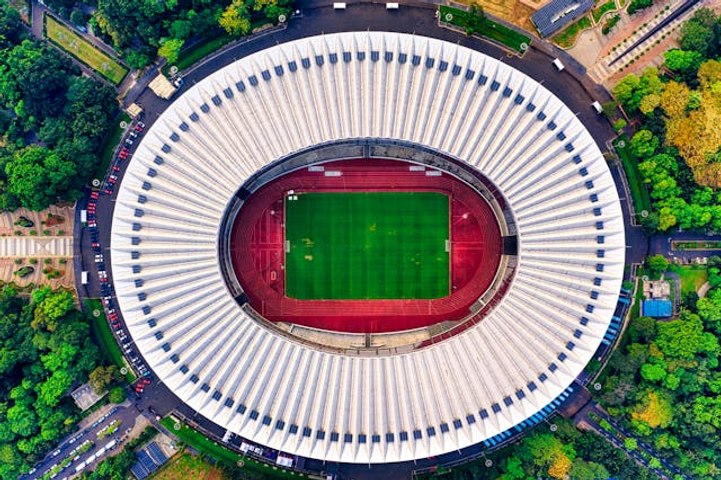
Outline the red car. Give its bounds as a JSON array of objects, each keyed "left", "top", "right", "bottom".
[
  {"left": 141, "top": 378, "right": 151, "bottom": 386},
  {"left": 112, "top": 165, "right": 120, "bottom": 172},
  {"left": 90, "top": 191, "right": 99, "bottom": 199}
]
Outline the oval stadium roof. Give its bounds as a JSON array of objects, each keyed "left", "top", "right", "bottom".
[{"left": 110, "top": 31, "right": 625, "bottom": 464}]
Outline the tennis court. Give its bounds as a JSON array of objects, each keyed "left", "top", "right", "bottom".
[{"left": 285, "top": 192, "right": 450, "bottom": 300}]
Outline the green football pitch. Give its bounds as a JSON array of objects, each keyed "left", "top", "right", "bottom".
[{"left": 284, "top": 192, "right": 450, "bottom": 300}]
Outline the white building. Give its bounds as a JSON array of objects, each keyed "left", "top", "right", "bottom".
[{"left": 110, "top": 32, "right": 625, "bottom": 464}]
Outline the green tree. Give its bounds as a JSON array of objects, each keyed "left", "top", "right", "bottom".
[
  {"left": 640, "top": 362, "right": 667, "bottom": 382},
  {"left": 5, "top": 147, "right": 78, "bottom": 211},
  {"left": 37, "top": 369, "right": 72, "bottom": 407},
  {"left": 88, "top": 365, "right": 119, "bottom": 394},
  {"left": 645, "top": 254, "right": 669, "bottom": 277},
  {"left": 219, "top": 0, "right": 251, "bottom": 36},
  {"left": 630, "top": 129, "right": 659, "bottom": 159},
  {"left": 680, "top": 21, "right": 715, "bottom": 57},
  {"left": 70, "top": 9, "right": 89, "bottom": 26},
  {"left": 569, "top": 459, "right": 609, "bottom": 480},
  {"left": 108, "top": 386, "right": 126, "bottom": 404},
  {"left": 158, "top": 38, "right": 184, "bottom": 64},
  {"left": 664, "top": 49, "right": 703, "bottom": 76}
]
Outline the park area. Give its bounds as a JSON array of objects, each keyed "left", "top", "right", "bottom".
[
  {"left": 284, "top": 192, "right": 450, "bottom": 300},
  {"left": 159, "top": 417, "right": 302, "bottom": 479},
  {"left": 671, "top": 265, "right": 709, "bottom": 297},
  {"left": 45, "top": 15, "right": 128, "bottom": 85},
  {"left": 154, "top": 453, "right": 225, "bottom": 480},
  {"left": 614, "top": 137, "right": 652, "bottom": 216},
  {"left": 438, "top": 5, "right": 531, "bottom": 54}
]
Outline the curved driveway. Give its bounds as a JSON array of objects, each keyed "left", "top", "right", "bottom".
[{"left": 76, "top": 4, "right": 636, "bottom": 478}]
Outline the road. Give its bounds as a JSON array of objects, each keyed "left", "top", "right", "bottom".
[
  {"left": 22, "top": 403, "right": 141, "bottom": 480},
  {"left": 70, "top": 3, "right": 654, "bottom": 479},
  {"left": 574, "top": 401, "right": 690, "bottom": 480}
]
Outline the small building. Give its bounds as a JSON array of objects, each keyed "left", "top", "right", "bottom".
[
  {"left": 641, "top": 299, "right": 673, "bottom": 318},
  {"left": 642, "top": 279, "right": 670, "bottom": 299},
  {"left": 531, "top": 0, "right": 594, "bottom": 38},
  {"left": 148, "top": 75, "right": 178, "bottom": 100}
]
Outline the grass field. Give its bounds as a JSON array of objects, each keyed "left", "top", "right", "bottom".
[
  {"left": 45, "top": 15, "right": 128, "bottom": 85},
  {"left": 553, "top": 15, "right": 592, "bottom": 48},
  {"left": 159, "top": 418, "right": 303, "bottom": 479},
  {"left": 676, "top": 266, "right": 708, "bottom": 296},
  {"left": 592, "top": 0, "right": 617, "bottom": 23},
  {"left": 96, "top": 112, "right": 131, "bottom": 180},
  {"left": 614, "top": 137, "right": 652, "bottom": 215},
  {"left": 154, "top": 453, "right": 225, "bottom": 480},
  {"left": 438, "top": 5, "right": 531, "bottom": 54},
  {"left": 284, "top": 192, "right": 449, "bottom": 300},
  {"left": 84, "top": 299, "right": 135, "bottom": 382}
]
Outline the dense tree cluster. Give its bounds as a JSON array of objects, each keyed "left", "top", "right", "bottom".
[
  {"left": 425, "top": 419, "right": 649, "bottom": 480},
  {"left": 89, "top": 0, "right": 293, "bottom": 69},
  {"left": 0, "top": 5, "right": 117, "bottom": 210},
  {"left": 614, "top": 9, "right": 721, "bottom": 231},
  {"left": 0, "top": 286, "right": 101, "bottom": 479},
  {"left": 596, "top": 299, "right": 721, "bottom": 478}
]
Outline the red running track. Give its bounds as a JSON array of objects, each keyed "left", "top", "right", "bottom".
[{"left": 229, "top": 159, "right": 503, "bottom": 333}]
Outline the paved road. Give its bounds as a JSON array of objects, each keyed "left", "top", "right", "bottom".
[
  {"left": 73, "top": 4, "right": 649, "bottom": 479},
  {"left": 574, "top": 401, "right": 690, "bottom": 480},
  {"left": 650, "top": 231, "right": 721, "bottom": 261},
  {"left": 22, "top": 403, "right": 141, "bottom": 480}
]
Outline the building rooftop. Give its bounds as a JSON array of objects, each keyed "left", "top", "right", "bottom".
[
  {"left": 110, "top": 31, "right": 625, "bottom": 465},
  {"left": 531, "top": 0, "right": 594, "bottom": 37}
]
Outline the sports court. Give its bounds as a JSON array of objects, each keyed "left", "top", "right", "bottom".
[
  {"left": 229, "top": 159, "right": 503, "bottom": 333},
  {"left": 284, "top": 192, "right": 449, "bottom": 300}
]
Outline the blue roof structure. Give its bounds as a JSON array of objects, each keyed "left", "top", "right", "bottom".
[
  {"left": 531, "top": 0, "right": 594, "bottom": 38},
  {"left": 641, "top": 299, "right": 673, "bottom": 318}
]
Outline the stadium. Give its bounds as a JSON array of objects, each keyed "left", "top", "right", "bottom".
[{"left": 110, "top": 31, "right": 625, "bottom": 466}]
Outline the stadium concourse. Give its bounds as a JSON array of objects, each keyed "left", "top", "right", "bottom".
[{"left": 109, "top": 32, "right": 625, "bottom": 467}]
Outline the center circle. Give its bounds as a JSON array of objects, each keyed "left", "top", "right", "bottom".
[{"left": 222, "top": 148, "right": 511, "bottom": 344}]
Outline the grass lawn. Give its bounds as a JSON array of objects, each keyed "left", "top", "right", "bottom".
[
  {"left": 438, "top": 5, "right": 531, "bottom": 54},
  {"left": 160, "top": 418, "right": 303, "bottom": 479},
  {"left": 84, "top": 299, "right": 135, "bottom": 382},
  {"left": 676, "top": 266, "right": 708, "bottom": 296},
  {"left": 154, "top": 453, "right": 226, "bottom": 480},
  {"left": 552, "top": 15, "right": 592, "bottom": 48},
  {"left": 174, "top": 35, "right": 234, "bottom": 72},
  {"left": 95, "top": 112, "right": 131, "bottom": 181},
  {"left": 592, "top": 0, "right": 617, "bottom": 23},
  {"left": 285, "top": 192, "right": 449, "bottom": 300},
  {"left": 614, "top": 137, "right": 652, "bottom": 215},
  {"left": 45, "top": 15, "right": 128, "bottom": 85}
]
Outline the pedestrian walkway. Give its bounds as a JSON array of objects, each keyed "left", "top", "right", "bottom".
[
  {"left": 0, "top": 236, "right": 72, "bottom": 257},
  {"left": 588, "top": 0, "right": 705, "bottom": 82}
]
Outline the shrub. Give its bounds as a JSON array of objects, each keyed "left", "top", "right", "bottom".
[
  {"left": 43, "top": 258, "right": 52, "bottom": 265},
  {"left": 29, "top": 230, "right": 37, "bottom": 236},
  {"left": 15, "top": 266, "right": 34, "bottom": 277},
  {"left": 42, "top": 229, "right": 51, "bottom": 236},
  {"left": 58, "top": 230, "right": 65, "bottom": 236},
  {"left": 108, "top": 387, "right": 127, "bottom": 404},
  {"left": 13, "top": 259, "right": 22, "bottom": 265},
  {"left": 29, "top": 258, "right": 38, "bottom": 265},
  {"left": 59, "top": 258, "right": 67, "bottom": 265}
]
